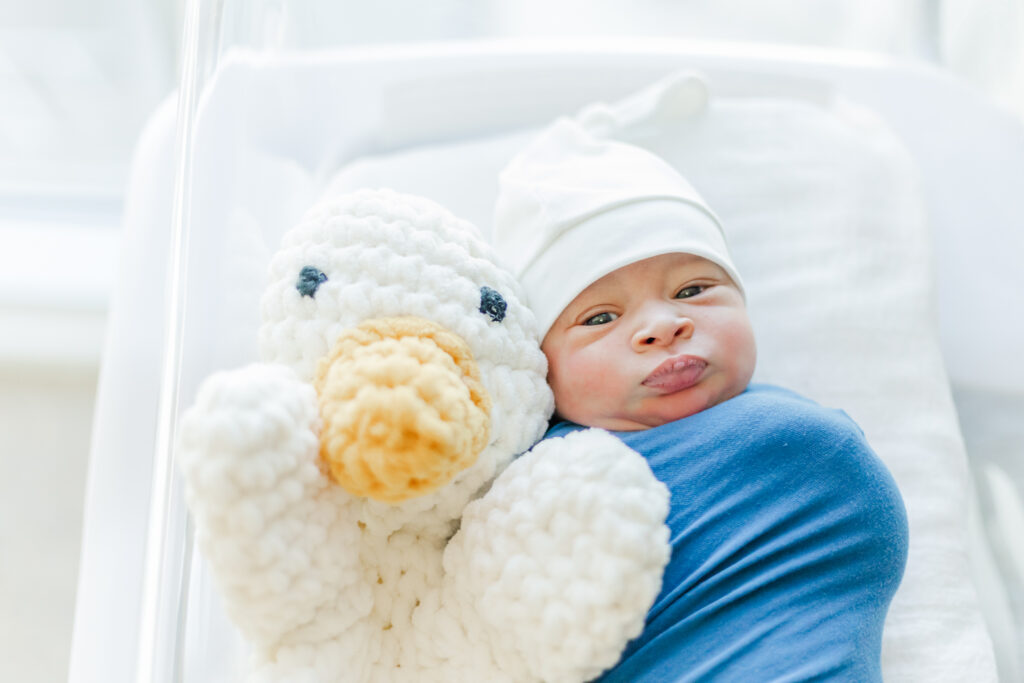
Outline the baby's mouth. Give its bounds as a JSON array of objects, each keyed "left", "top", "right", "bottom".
[{"left": 642, "top": 355, "right": 707, "bottom": 392}]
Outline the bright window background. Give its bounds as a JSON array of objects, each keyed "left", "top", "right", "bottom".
[
  {"left": 0, "top": 2, "right": 1019, "bottom": 681},
  {"left": 0, "top": 0, "right": 178, "bottom": 368}
]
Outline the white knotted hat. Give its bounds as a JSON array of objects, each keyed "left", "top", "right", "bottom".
[{"left": 493, "top": 74, "right": 744, "bottom": 338}]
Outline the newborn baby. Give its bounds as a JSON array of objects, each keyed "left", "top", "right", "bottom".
[{"left": 493, "top": 116, "right": 909, "bottom": 681}]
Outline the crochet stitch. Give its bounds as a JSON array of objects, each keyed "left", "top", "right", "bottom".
[{"left": 177, "top": 188, "right": 671, "bottom": 682}]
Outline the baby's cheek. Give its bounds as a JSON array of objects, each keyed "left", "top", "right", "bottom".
[
  {"left": 573, "top": 374, "right": 608, "bottom": 401},
  {"left": 552, "top": 351, "right": 606, "bottom": 408},
  {"left": 565, "top": 347, "right": 610, "bottom": 386},
  {"left": 727, "top": 323, "right": 758, "bottom": 382}
]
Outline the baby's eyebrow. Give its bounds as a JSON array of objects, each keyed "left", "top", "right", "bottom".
[{"left": 672, "top": 263, "right": 710, "bottom": 276}]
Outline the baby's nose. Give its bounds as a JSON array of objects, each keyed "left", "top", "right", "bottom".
[{"left": 632, "top": 313, "right": 694, "bottom": 349}]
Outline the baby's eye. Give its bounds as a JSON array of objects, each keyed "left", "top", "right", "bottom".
[
  {"left": 675, "top": 285, "right": 705, "bottom": 299},
  {"left": 583, "top": 312, "right": 618, "bottom": 326}
]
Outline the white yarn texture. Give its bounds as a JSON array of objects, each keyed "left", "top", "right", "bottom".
[{"left": 177, "top": 188, "right": 671, "bottom": 682}]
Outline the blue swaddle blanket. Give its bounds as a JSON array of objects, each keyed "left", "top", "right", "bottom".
[{"left": 545, "top": 384, "right": 908, "bottom": 682}]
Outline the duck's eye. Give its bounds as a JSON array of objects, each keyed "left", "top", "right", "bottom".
[
  {"left": 479, "top": 286, "right": 507, "bottom": 322},
  {"left": 296, "top": 266, "right": 328, "bottom": 298}
]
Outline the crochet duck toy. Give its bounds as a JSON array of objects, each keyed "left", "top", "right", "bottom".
[{"left": 177, "top": 189, "right": 670, "bottom": 682}]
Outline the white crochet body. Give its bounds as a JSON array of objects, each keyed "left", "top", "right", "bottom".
[{"left": 178, "top": 189, "right": 670, "bottom": 682}]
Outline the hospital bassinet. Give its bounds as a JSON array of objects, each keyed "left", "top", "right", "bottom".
[{"left": 69, "top": 10, "right": 1024, "bottom": 683}]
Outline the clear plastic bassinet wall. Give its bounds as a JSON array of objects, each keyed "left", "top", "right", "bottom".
[{"left": 116, "top": 1, "right": 1024, "bottom": 681}]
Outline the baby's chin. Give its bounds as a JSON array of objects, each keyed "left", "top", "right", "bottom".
[
  {"left": 560, "top": 380, "right": 747, "bottom": 430},
  {"left": 597, "top": 391, "right": 728, "bottom": 431},
  {"left": 577, "top": 407, "right": 701, "bottom": 432}
]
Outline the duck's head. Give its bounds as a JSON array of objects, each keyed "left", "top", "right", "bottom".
[{"left": 259, "top": 189, "right": 553, "bottom": 518}]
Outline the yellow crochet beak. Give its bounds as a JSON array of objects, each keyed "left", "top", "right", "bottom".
[{"left": 313, "top": 316, "right": 491, "bottom": 504}]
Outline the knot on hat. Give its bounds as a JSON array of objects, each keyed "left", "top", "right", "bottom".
[{"left": 577, "top": 72, "right": 710, "bottom": 139}]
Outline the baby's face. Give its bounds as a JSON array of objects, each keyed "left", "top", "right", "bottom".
[{"left": 541, "top": 253, "right": 756, "bottom": 431}]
